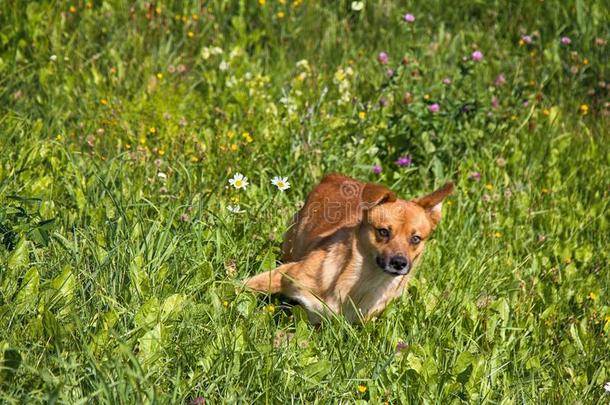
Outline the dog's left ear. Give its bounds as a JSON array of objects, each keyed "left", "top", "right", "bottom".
[
  {"left": 361, "top": 182, "right": 396, "bottom": 210},
  {"left": 413, "top": 182, "right": 454, "bottom": 227}
]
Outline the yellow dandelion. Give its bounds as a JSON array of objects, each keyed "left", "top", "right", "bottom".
[
  {"left": 100, "top": 98, "right": 108, "bottom": 105},
  {"left": 258, "top": 0, "right": 266, "bottom": 5},
  {"left": 230, "top": 196, "right": 240, "bottom": 204},
  {"left": 190, "top": 155, "right": 199, "bottom": 163},
  {"left": 223, "top": 300, "right": 229, "bottom": 307},
  {"left": 518, "top": 39, "right": 525, "bottom": 46},
  {"left": 265, "top": 304, "right": 275, "bottom": 313},
  {"left": 125, "top": 143, "right": 131, "bottom": 149},
  {"left": 187, "top": 31, "right": 194, "bottom": 38},
  {"left": 423, "top": 94, "right": 430, "bottom": 100},
  {"left": 230, "top": 143, "right": 238, "bottom": 151},
  {"left": 149, "top": 127, "right": 156, "bottom": 134},
  {"left": 69, "top": 5, "right": 77, "bottom": 13},
  {"left": 579, "top": 104, "right": 589, "bottom": 115},
  {"left": 582, "top": 58, "right": 589, "bottom": 65},
  {"left": 494, "top": 232, "right": 502, "bottom": 238},
  {"left": 357, "top": 384, "right": 367, "bottom": 394},
  {"left": 56, "top": 134, "right": 63, "bottom": 141},
  {"left": 358, "top": 111, "right": 366, "bottom": 120},
  {"left": 277, "top": 11, "right": 285, "bottom": 18},
  {"left": 156, "top": 72, "right": 163, "bottom": 80},
  {"left": 139, "top": 136, "right": 147, "bottom": 145},
  {"left": 242, "top": 132, "right": 253, "bottom": 143},
  {"left": 158, "top": 149, "right": 165, "bottom": 156},
  {"left": 227, "top": 130, "right": 235, "bottom": 139},
  {"left": 588, "top": 292, "right": 598, "bottom": 301},
  {"left": 155, "top": 6, "right": 161, "bottom": 14},
  {"left": 485, "top": 183, "right": 493, "bottom": 190}
]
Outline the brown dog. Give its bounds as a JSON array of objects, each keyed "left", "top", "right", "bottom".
[{"left": 245, "top": 173, "right": 453, "bottom": 323}]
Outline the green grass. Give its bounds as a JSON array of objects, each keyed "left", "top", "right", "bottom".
[{"left": 1, "top": 0, "right": 609, "bottom": 403}]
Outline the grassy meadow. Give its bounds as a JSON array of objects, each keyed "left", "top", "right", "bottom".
[{"left": 1, "top": 0, "right": 609, "bottom": 403}]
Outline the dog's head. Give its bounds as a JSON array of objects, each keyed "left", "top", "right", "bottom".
[{"left": 357, "top": 182, "right": 454, "bottom": 275}]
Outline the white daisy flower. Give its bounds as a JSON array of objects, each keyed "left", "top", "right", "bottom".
[
  {"left": 229, "top": 173, "right": 249, "bottom": 190},
  {"left": 227, "top": 204, "right": 244, "bottom": 214},
  {"left": 351, "top": 1, "right": 364, "bottom": 11},
  {"left": 271, "top": 176, "right": 290, "bottom": 191},
  {"left": 604, "top": 382, "right": 610, "bottom": 393}
]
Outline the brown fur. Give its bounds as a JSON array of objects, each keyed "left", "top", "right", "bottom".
[{"left": 244, "top": 173, "right": 453, "bottom": 323}]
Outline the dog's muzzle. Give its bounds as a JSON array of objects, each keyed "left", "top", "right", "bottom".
[{"left": 376, "top": 255, "right": 410, "bottom": 276}]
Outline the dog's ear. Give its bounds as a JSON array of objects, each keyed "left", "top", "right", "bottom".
[
  {"left": 413, "top": 182, "right": 454, "bottom": 227},
  {"left": 361, "top": 182, "right": 396, "bottom": 210}
]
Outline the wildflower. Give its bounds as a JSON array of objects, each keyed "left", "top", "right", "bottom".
[
  {"left": 100, "top": 98, "right": 108, "bottom": 105},
  {"left": 494, "top": 232, "right": 502, "bottom": 238},
  {"left": 372, "top": 164, "right": 382, "bottom": 174},
  {"left": 154, "top": 158, "right": 163, "bottom": 167},
  {"left": 190, "top": 397, "right": 206, "bottom": 405},
  {"left": 180, "top": 213, "right": 190, "bottom": 222},
  {"left": 358, "top": 111, "right": 366, "bottom": 120},
  {"left": 271, "top": 176, "right": 290, "bottom": 191},
  {"left": 357, "top": 384, "right": 367, "bottom": 394},
  {"left": 471, "top": 50, "right": 483, "bottom": 61},
  {"left": 485, "top": 183, "right": 493, "bottom": 190},
  {"left": 229, "top": 173, "right": 249, "bottom": 190},
  {"left": 579, "top": 104, "right": 589, "bottom": 115},
  {"left": 157, "top": 172, "right": 167, "bottom": 181},
  {"left": 605, "top": 382, "right": 610, "bottom": 393},
  {"left": 230, "top": 144, "right": 238, "bottom": 151},
  {"left": 378, "top": 52, "right": 389, "bottom": 65},
  {"left": 428, "top": 103, "right": 440, "bottom": 113},
  {"left": 149, "top": 127, "right": 156, "bottom": 134},
  {"left": 491, "top": 76, "right": 505, "bottom": 90},
  {"left": 588, "top": 292, "right": 598, "bottom": 301},
  {"left": 522, "top": 100, "right": 529, "bottom": 107},
  {"left": 187, "top": 31, "right": 194, "bottom": 38},
  {"left": 219, "top": 61, "right": 229, "bottom": 71},
  {"left": 242, "top": 132, "right": 253, "bottom": 143},
  {"left": 227, "top": 204, "right": 244, "bottom": 214},
  {"left": 395, "top": 156, "right": 412, "bottom": 167},
  {"left": 521, "top": 35, "right": 532, "bottom": 44},
  {"left": 266, "top": 304, "right": 275, "bottom": 313},
  {"left": 277, "top": 11, "right": 285, "bottom": 18},
  {"left": 49, "top": 54, "right": 57, "bottom": 62},
  {"left": 491, "top": 97, "right": 499, "bottom": 109},
  {"left": 442, "top": 78, "right": 451, "bottom": 85},
  {"left": 404, "top": 13, "right": 415, "bottom": 23},
  {"left": 582, "top": 58, "right": 589, "bottom": 65},
  {"left": 561, "top": 36, "right": 571, "bottom": 45},
  {"left": 69, "top": 5, "right": 77, "bottom": 13},
  {"left": 156, "top": 73, "right": 163, "bottom": 80},
  {"left": 469, "top": 172, "right": 481, "bottom": 181},
  {"left": 258, "top": 0, "right": 266, "bottom": 5},
  {"left": 379, "top": 97, "right": 388, "bottom": 107},
  {"left": 396, "top": 340, "right": 409, "bottom": 352},
  {"left": 351, "top": 1, "right": 364, "bottom": 11},
  {"left": 385, "top": 68, "right": 395, "bottom": 78}
]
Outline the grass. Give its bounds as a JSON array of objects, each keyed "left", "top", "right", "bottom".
[{"left": 0, "top": 0, "right": 609, "bottom": 403}]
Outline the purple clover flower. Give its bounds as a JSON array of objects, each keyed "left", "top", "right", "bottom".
[
  {"left": 395, "top": 155, "right": 412, "bottom": 167},
  {"left": 494, "top": 73, "right": 506, "bottom": 87},
  {"left": 522, "top": 35, "right": 532, "bottom": 44},
  {"left": 385, "top": 68, "right": 395, "bottom": 78},
  {"left": 428, "top": 103, "right": 440, "bottom": 113},
  {"left": 378, "top": 52, "right": 389, "bottom": 65},
  {"left": 372, "top": 164, "right": 382, "bottom": 174},
  {"left": 404, "top": 13, "right": 415, "bottom": 23},
  {"left": 442, "top": 78, "right": 452, "bottom": 85},
  {"left": 469, "top": 172, "right": 481, "bottom": 181},
  {"left": 561, "top": 36, "right": 572, "bottom": 45},
  {"left": 471, "top": 50, "right": 483, "bottom": 61}
]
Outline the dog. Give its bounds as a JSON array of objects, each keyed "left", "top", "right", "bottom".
[{"left": 244, "top": 173, "right": 453, "bottom": 323}]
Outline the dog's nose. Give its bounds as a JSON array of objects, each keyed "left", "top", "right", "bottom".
[{"left": 389, "top": 255, "right": 409, "bottom": 272}]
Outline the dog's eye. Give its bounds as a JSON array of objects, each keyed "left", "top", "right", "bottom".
[
  {"left": 410, "top": 235, "right": 422, "bottom": 245},
  {"left": 377, "top": 228, "right": 390, "bottom": 238}
]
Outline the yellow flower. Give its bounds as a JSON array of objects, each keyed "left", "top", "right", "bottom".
[
  {"left": 223, "top": 300, "right": 229, "bottom": 307},
  {"left": 588, "top": 292, "right": 598, "bottom": 301},
  {"left": 604, "top": 315, "right": 610, "bottom": 322},
  {"left": 277, "top": 11, "right": 285, "bottom": 18},
  {"left": 357, "top": 384, "right": 367, "bottom": 394},
  {"left": 192, "top": 14, "right": 199, "bottom": 20},
  {"left": 125, "top": 143, "right": 131, "bottom": 149},
  {"left": 543, "top": 108, "right": 550, "bottom": 116},
  {"left": 511, "top": 115, "right": 517, "bottom": 121},
  {"left": 494, "top": 232, "right": 502, "bottom": 238},
  {"left": 181, "top": 15, "right": 187, "bottom": 23},
  {"left": 187, "top": 31, "right": 194, "bottom": 38},
  {"left": 156, "top": 73, "right": 163, "bottom": 80},
  {"left": 56, "top": 134, "right": 63, "bottom": 141},
  {"left": 155, "top": 6, "right": 161, "bottom": 14},
  {"left": 279, "top": 0, "right": 286, "bottom": 3},
  {"left": 190, "top": 155, "right": 199, "bottom": 163},
  {"left": 69, "top": 5, "right": 77, "bottom": 13},
  {"left": 230, "top": 196, "right": 240, "bottom": 204},
  {"left": 149, "top": 127, "right": 157, "bottom": 134},
  {"left": 227, "top": 130, "right": 235, "bottom": 139},
  {"left": 100, "top": 98, "right": 108, "bottom": 105},
  {"left": 334, "top": 69, "right": 346, "bottom": 82},
  {"left": 258, "top": 0, "right": 266, "bottom": 5},
  {"left": 423, "top": 94, "right": 430, "bottom": 100},
  {"left": 579, "top": 104, "right": 589, "bottom": 115},
  {"left": 266, "top": 304, "right": 275, "bottom": 313},
  {"left": 230, "top": 143, "right": 238, "bottom": 151},
  {"left": 582, "top": 58, "right": 589, "bottom": 65},
  {"left": 358, "top": 111, "right": 366, "bottom": 120},
  {"left": 485, "top": 183, "right": 493, "bottom": 190},
  {"left": 518, "top": 39, "right": 525, "bottom": 46},
  {"left": 242, "top": 132, "right": 253, "bottom": 143},
  {"left": 139, "top": 136, "right": 147, "bottom": 145},
  {"left": 158, "top": 149, "right": 165, "bottom": 156}
]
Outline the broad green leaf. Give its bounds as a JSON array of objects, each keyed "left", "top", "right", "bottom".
[{"left": 15, "top": 267, "right": 39, "bottom": 314}]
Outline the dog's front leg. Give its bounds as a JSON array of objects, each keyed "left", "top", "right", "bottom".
[{"left": 243, "top": 263, "right": 295, "bottom": 293}]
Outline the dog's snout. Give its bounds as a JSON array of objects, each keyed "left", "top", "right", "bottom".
[{"left": 389, "top": 255, "right": 409, "bottom": 272}]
